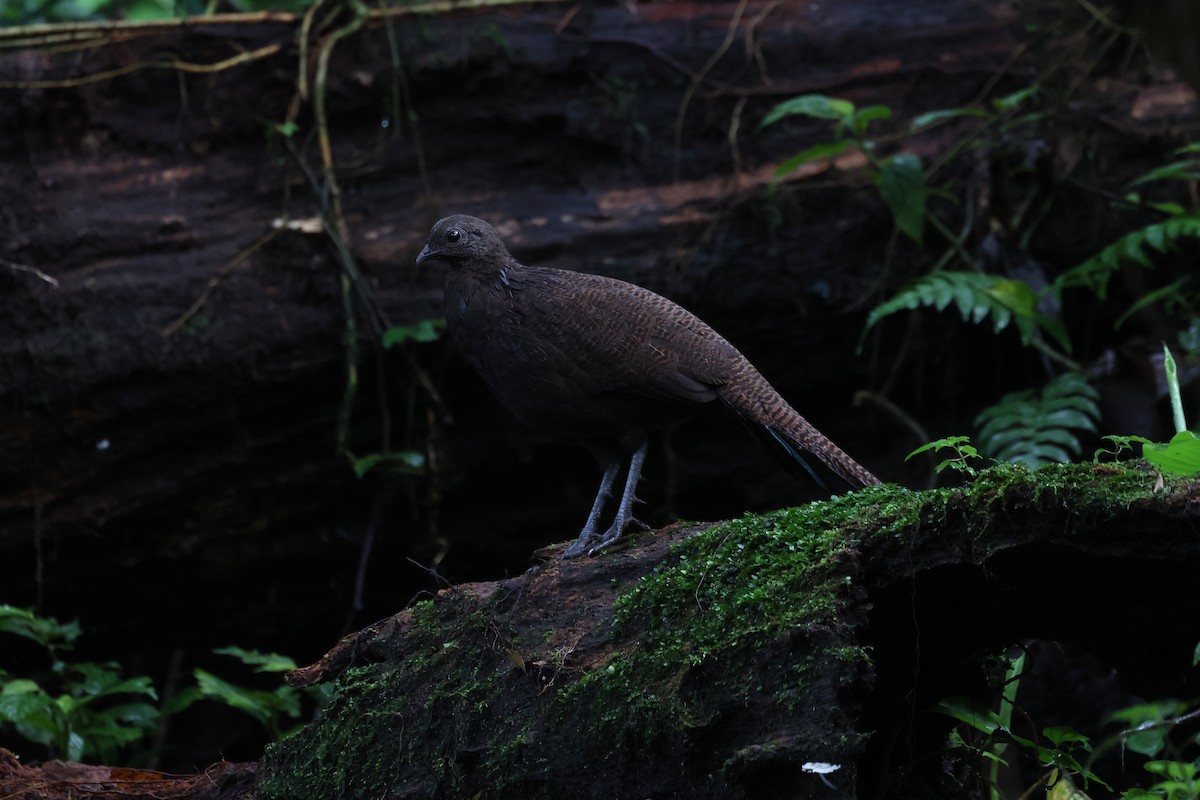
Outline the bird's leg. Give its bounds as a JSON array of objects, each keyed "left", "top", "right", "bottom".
[
  {"left": 561, "top": 461, "right": 621, "bottom": 558},
  {"left": 586, "top": 441, "right": 648, "bottom": 556}
]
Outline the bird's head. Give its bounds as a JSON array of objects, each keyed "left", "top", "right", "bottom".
[{"left": 416, "top": 215, "right": 508, "bottom": 268}]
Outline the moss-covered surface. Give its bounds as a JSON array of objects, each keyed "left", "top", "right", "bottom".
[{"left": 255, "top": 463, "right": 1199, "bottom": 799}]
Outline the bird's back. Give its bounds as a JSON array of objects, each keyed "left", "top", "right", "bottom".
[
  {"left": 444, "top": 262, "right": 737, "bottom": 448},
  {"left": 444, "top": 254, "right": 879, "bottom": 489}
]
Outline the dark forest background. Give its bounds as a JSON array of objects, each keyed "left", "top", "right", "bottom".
[{"left": 1, "top": 0, "right": 1199, "bottom": 795}]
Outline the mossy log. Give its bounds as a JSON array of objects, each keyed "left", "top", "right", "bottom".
[{"left": 257, "top": 464, "right": 1200, "bottom": 799}]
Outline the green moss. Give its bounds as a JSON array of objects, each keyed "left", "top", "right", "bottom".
[
  {"left": 259, "top": 462, "right": 1171, "bottom": 797},
  {"left": 258, "top": 593, "right": 532, "bottom": 799},
  {"left": 552, "top": 462, "right": 1167, "bottom": 759},
  {"left": 552, "top": 484, "right": 913, "bottom": 764}
]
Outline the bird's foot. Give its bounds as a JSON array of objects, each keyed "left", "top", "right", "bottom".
[
  {"left": 560, "top": 515, "right": 649, "bottom": 559},
  {"left": 560, "top": 537, "right": 592, "bottom": 559},
  {"left": 585, "top": 516, "right": 648, "bottom": 557},
  {"left": 560, "top": 527, "right": 599, "bottom": 559}
]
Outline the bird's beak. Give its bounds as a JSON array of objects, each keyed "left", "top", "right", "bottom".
[{"left": 415, "top": 242, "right": 436, "bottom": 266}]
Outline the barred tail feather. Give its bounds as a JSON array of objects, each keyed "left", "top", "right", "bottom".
[{"left": 720, "top": 362, "right": 881, "bottom": 490}]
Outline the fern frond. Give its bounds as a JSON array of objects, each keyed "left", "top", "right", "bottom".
[
  {"left": 864, "top": 271, "right": 1063, "bottom": 351},
  {"left": 867, "top": 271, "right": 1016, "bottom": 331},
  {"left": 1051, "top": 212, "right": 1200, "bottom": 300},
  {"left": 974, "top": 372, "right": 1100, "bottom": 467}
]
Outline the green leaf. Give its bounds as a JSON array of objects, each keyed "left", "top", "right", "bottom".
[
  {"left": 985, "top": 279, "right": 1038, "bottom": 319},
  {"left": 760, "top": 94, "right": 856, "bottom": 128},
  {"left": 1142, "top": 430, "right": 1200, "bottom": 476},
  {"left": 1110, "top": 700, "right": 1188, "bottom": 757},
  {"left": 91, "top": 675, "right": 158, "bottom": 702},
  {"left": 905, "top": 436, "right": 981, "bottom": 475},
  {"left": 100, "top": 701, "right": 160, "bottom": 727},
  {"left": 382, "top": 319, "right": 444, "bottom": 348},
  {"left": 214, "top": 646, "right": 298, "bottom": 674},
  {"left": 905, "top": 435, "right": 974, "bottom": 461},
  {"left": 1149, "top": 201, "right": 1187, "bottom": 215},
  {"left": 124, "top": 0, "right": 174, "bottom": 20},
  {"left": 66, "top": 731, "right": 85, "bottom": 762},
  {"left": 1126, "top": 158, "right": 1200, "bottom": 189},
  {"left": 0, "top": 605, "right": 81, "bottom": 650},
  {"left": 1114, "top": 278, "right": 1189, "bottom": 329},
  {"left": 194, "top": 669, "right": 276, "bottom": 729},
  {"left": 909, "top": 107, "right": 990, "bottom": 131},
  {"left": 1142, "top": 759, "right": 1198, "bottom": 781},
  {"left": 161, "top": 685, "right": 205, "bottom": 716},
  {"left": 932, "top": 695, "right": 1006, "bottom": 736},
  {"left": 1043, "top": 725, "right": 1090, "bottom": 748},
  {"left": 848, "top": 104, "right": 892, "bottom": 137},
  {"left": 992, "top": 84, "right": 1038, "bottom": 112},
  {"left": 1053, "top": 213, "right": 1200, "bottom": 299},
  {"left": 0, "top": 681, "right": 52, "bottom": 723},
  {"left": 350, "top": 450, "right": 425, "bottom": 479},
  {"left": 67, "top": 662, "right": 125, "bottom": 699},
  {"left": 1163, "top": 344, "right": 1187, "bottom": 434},
  {"left": 878, "top": 152, "right": 926, "bottom": 243},
  {"left": 1122, "top": 789, "right": 1162, "bottom": 799},
  {"left": 73, "top": 0, "right": 115, "bottom": 13},
  {"left": 865, "top": 272, "right": 1048, "bottom": 347},
  {"left": 974, "top": 373, "right": 1099, "bottom": 467},
  {"left": 774, "top": 141, "right": 853, "bottom": 176},
  {"left": 1032, "top": 315, "right": 1073, "bottom": 354}
]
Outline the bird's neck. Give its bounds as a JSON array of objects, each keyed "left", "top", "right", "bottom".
[
  {"left": 444, "top": 258, "right": 530, "bottom": 321},
  {"left": 453, "top": 257, "right": 529, "bottom": 291}
]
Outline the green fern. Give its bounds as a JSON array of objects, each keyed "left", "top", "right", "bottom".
[
  {"left": 974, "top": 372, "right": 1099, "bottom": 467},
  {"left": 864, "top": 271, "right": 1069, "bottom": 351},
  {"left": 1051, "top": 212, "right": 1200, "bottom": 300}
]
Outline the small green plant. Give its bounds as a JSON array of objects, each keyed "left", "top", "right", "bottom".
[
  {"left": 168, "top": 646, "right": 331, "bottom": 740},
  {"left": 906, "top": 372, "right": 1100, "bottom": 478},
  {"left": 974, "top": 372, "right": 1100, "bottom": 467},
  {"left": 1139, "top": 345, "right": 1200, "bottom": 477},
  {"left": 1, "top": 608, "right": 330, "bottom": 761},
  {"left": 1094, "top": 434, "right": 1153, "bottom": 464},
  {"left": 1052, "top": 145, "right": 1200, "bottom": 302},
  {"left": 936, "top": 691, "right": 1108, "bottom": 798},
  {"left": 938, "top": 644, "right": 1200, "bottom": 798},
  {"left": 340, "top": 318, "right": 443, "bottom": 479},
  {"left": 765, "top": 85, "right": 1198, "bottom": 472},
  {"left": 381, "top": 319, "right": 444, "bottom": 349},
  {"left": 1098, "top": 346, "right": 1200, "bottom": 477},
  {"left": 0, "top": 606, "right": 159, "bottom": 762},
  {"left": 906, "top": 435, "right": 985, "bottom": 476},
  {"left": 761, "top": 93, "right": 926, "bottom": 243},
  {"left": 863, "top": 271, "right": 1072, "bottom": 357}
]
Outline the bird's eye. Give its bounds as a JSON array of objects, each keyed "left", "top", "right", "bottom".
[{"left": 446, "top": 228, "right": 462, "bottom": 243}]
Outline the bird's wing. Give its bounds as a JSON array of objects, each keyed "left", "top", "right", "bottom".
[{"left": 512, "top": 268, "right": 736, "bottom": 406}]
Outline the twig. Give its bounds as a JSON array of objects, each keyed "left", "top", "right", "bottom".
[
  {"left": 727, "top": 95, "right": 747, "bottom": 175},
  {"left": 313, "top": 0, "right": 368, "bottom": 241},
  {"left": 0, "top": 11, "right": 296, "bottom": 49},
  {"left": 0, "top": 42, "right": 282, "bottom": 89},
  {"left": 0, "top": 0, "right": 571, "bottom": 50},
  {"left": 162, "top": 227, "right": 281, "bottom": 336},
  {"left": 672, "top": 0, "right": 749, "bottom": 183},
  {"left": 296, "top": 0, "right": 324, "bottom": 102},
  {"left": 2, "top": 256, "right": 59, "bottom": 287},
  {"left": 743, "top": 0, "right": 783, "bottom": 84}
]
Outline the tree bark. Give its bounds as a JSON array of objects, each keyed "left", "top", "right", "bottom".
[{"left": 256, "top": 464, "right": 1200, "bottom": 799}]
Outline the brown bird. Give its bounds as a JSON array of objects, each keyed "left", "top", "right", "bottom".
[{"left": 417, "top": 215, "right": 881, "bottom": 558}]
